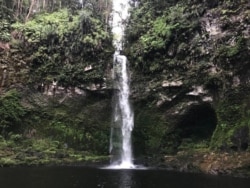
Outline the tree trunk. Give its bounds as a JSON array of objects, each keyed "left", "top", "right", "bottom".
[
  {"left": 19, "top": 0, "right": 23, "bottom": 16},
  {"left": 16, "top": 0, "right": 20, "bottom": 17},
  {"left": 42, "top": 0, "right": 46, "bottom": 9},
  {"left": 25, "top": 0, "right": 35, "bottom": 22}
]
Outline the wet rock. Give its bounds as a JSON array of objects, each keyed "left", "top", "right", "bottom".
[{"left": 231, "top": 126, "right": 249, "bottom": 151}]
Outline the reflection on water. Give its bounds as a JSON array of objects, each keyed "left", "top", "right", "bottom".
[
  {"left": 0, "top": 166, "right": 250, "bottom": 188},
  {"left": 119, "top": 170, "right": 132, "bottom": 188}
]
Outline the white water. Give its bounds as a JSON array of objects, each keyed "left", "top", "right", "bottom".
[
  {"left": 110, "top": 54, "right": 134, "bottom": 169},
  {"left": 109, "top": 0, "right": 134, "bottom": 169}
]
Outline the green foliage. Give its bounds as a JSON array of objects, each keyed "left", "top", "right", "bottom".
[
  {"left": 0, "top": 133, "right": 109, "bottom": 166},
  {"left": 0, "top": 157, "right": 16, "bottom": 166},
  {"left": 30, "top": 138, "right": 60, "bottom": 153},
  {"left": 12, "top": 9, "right": 78, "bottom": 43},
  {"left": 217, "top": 37, "right": 245, "bottom": 58},
  {"left": 23, "top": 97, "right": 111, "bottom": 155},
  {"left": 0, "top": 0, "right": 112, "bottom": 164},
  {"left": 140, "top": 16, "right": 179, "bottom": 53},
  {"left": 125, "top": 2, "right": 196, "bottom": 73},
  {"left": 0, "top": 1, "right": 14, "bottom": 21},
  {"left": 211, "top": 87, "right": 250, "bottom": 150},
  {"left": 11, "top": 7, "right": 113, "bottom": 86},
  {"left": 0, "top": 19, "right": 11, "bottom": 42},
  {"left": 46, "top": 120, "right": 85, "bottom": 147},
  {"left": 0, "top": 90, "right": 26, "bottom": 135},
  {"left": 178, "top": 138, "right": 209, "bottom": 151}
]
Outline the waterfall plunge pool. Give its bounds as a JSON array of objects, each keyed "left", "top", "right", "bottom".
[{"left": 0, "top": 166, "right": 250, "bottom": 188}]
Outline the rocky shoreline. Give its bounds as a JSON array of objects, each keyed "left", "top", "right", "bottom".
[
  {"left": 159, "top": 151, "right": 250, "bottom": 178},
  {"left": 1, "top": 145, "right": 250, "bottom": 178}
]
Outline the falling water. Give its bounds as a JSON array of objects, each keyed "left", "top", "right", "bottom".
[
  {"left": 110, "top": 54, "right": 134, "bottom": 168},
  {"left": 109, "top": 0, "right": 134, "bottom": 168}
]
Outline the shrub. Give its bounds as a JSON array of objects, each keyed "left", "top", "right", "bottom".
[{"left": 0, "top": 90, "right": 26, "bottom": 136}]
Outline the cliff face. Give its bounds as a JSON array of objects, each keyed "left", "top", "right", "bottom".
[
  {"left": 124, "top": 0, "right": 250, "bottom": 155},
  {"left": 0, "top": 6, "right": 114, "bottom": 165}
]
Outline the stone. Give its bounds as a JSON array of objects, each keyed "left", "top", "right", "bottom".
[
  {"left": 162, "top": 80, "right": 183, "bottom": 87},
  {"left": 186, "top": 85, "right": 207, "bottom": 96}
]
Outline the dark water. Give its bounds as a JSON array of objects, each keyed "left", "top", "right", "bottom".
[{"left": 0, "top": 166, "right": 250, "bottom": 188}]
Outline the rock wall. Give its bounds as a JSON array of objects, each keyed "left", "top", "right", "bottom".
[{"left": 125, "top": 0, "right": 250, "bottom": 155}]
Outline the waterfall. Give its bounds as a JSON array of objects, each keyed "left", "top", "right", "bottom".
[
  {"left": 109, "top": 0, "right": 134, "bottom": 168},
  {"left": 110, "top": 54, "right": 134, "bottom": 168}
]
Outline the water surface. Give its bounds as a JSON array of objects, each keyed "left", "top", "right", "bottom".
[{"left": 0, "top": 166, "right": 249, "bottom": 188}]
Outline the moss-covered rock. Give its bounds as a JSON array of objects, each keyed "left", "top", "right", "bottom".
[
  {"left": 125, "top": 0, "right": 250, "bottom": 160},
  {"left": 211, "top": 87, "right": 250, "bottom": 151}
]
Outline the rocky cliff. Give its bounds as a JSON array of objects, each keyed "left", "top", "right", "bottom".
[{"left": 124, "top": 0, "right": 250, "bottom": 175}]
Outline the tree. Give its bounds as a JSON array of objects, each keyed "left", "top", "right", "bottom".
[{"left": 25, "top": 0, "right": 35, "bottom": 22}]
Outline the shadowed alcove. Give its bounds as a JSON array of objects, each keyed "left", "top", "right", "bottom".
[{"left": 176, "top": 103, "right": 217, "bottom": 146}]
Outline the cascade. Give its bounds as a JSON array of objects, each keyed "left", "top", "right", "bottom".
[{"left": 109, "top": 0, "right": 134, "bottom": 169}]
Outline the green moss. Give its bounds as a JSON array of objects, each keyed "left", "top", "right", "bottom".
[
  {"left": 211, "top": 87, "right": 250, "bottom": 150},
  {"left": 133, "top": 104, "right": 168, "bottom": 155},
  {"left": 178, "top": 138, "right": 210, "bottom": 151}
]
